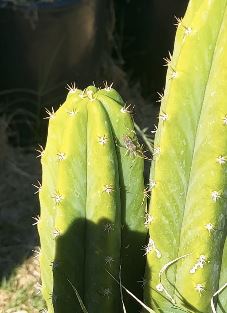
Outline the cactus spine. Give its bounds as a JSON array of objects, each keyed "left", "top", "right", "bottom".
[
  {"left": 38, "top": 85, "right": 147, "bottom": 312},
  {"left": 144, "top": 1, "right": 227, "bottom": 312}
]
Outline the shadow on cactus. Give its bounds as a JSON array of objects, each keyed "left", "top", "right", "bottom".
[{"left": 50, "top": 218, "right": 147, "bottom": 312}]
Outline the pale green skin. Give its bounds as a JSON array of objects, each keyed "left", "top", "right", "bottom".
[
  {"left": 38, "top": 86, "right": 146, "bottom": 312},
  {"left": 144, "top": 0, "right": 227, "bottom": 312}
]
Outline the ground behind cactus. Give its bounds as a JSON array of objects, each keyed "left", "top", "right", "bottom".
[{"left": 0, "top": 124, "right": 44, "bottom": 312}]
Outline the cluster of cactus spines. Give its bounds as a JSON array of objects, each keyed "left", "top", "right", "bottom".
[
  {"left": 37, "top": 84, "right": 147, "bottom": 312},
  {"left": 144, "top": 1, "right": 227, "bottom": 312}
]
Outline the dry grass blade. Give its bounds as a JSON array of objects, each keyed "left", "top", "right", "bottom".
[
  {"left": 67, "top": 279, "right": 89, "bottom": 313},
  {"left": 211, "top": 282, "right": 227, "bottom": 313},
  {"left": 134, "top": 123, "right": 153, "bottom": 154},
  {"left": 106, "top": 270, "right": 155, "bottom": 313},
  {"left": 119, "top": 265, "right": 127, "bottom": 313}
]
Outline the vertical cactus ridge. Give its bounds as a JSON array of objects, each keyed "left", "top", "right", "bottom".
[
  {"left": 52, "top": 98, "right": 88, "bottom": 312},
  {"left": 84, "top": 98, "right": 121, "bottom": 312},
  {"left": 38, "top": 85, "right": 146, "bottom": 312},
  {"left": 175, "top": 7, "right": 227, "bottom": 311},
  {"left": 96, "top": 90, "right": 147, "bottom": 310},
  {"left": 38, "top": 100, "right": 76, "bottom": 312},
  {"left": 39, "top": 97, "right": 88, "bottom": 312},
  {"left": 145, "top": 1, "right": 227, "bottom": 312}
]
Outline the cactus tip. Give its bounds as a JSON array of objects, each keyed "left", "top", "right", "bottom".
[{"left": 86, "top": 89, "right": 95, "bottom": 101}]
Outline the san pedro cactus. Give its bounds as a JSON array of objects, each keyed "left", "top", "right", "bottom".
[
  {"left": 37, "top": 85, "right": 147, "bottom": 312},
  {"left": 144, "top": 1, "right": 227, "bottom": 312}
]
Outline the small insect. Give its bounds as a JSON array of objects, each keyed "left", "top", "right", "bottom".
[
  {"left": 121, "top": 134, "right": 148, "bottom": 159},
  {"left": 123, "top": 135, "right": 137, "bottom": 154}
]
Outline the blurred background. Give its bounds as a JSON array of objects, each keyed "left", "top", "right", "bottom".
[{"left": 0, "top": 0, "right": 188, "bottom": 312}]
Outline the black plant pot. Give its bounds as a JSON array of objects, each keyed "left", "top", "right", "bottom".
[
  {"left": 114, "top": 0, "right": 189, "bottom": 99},
  {"left": 0, "top": 0, "right": 114, "bottom": 145}
]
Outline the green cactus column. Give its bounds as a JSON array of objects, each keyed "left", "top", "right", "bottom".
[
  {"left": 38, "top": 85, "right": 147, "bottom": 313},
  {"left": 144, "top": 0, "right": 227, "bottom": 312},
  {"left": 96, "top": 88, "right": 147, "bottom": 311}
]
